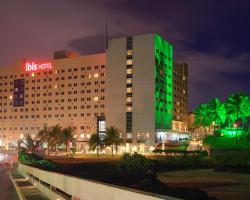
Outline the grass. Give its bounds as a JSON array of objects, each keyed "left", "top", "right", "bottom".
[
  {"left": 203, "top": 134, "right": 250, "bottom": 150},
  {"left": 45, "top": 154, "right": 121, "bottom": 164},
  {"left": 152, "top": 155, "right": 215, "bottom": 171}
]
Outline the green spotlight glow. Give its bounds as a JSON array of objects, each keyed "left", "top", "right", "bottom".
[
  {"left": 218, "top": 128, "right": 243, "bottom": 138},
  {"left": 154, "top": 34, "right": 173, "bottom": 130}
]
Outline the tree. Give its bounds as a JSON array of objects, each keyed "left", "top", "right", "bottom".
[
  {"left": 60, "top": 127, "right": 74, "bottom": 156},
  {"left": 37, "top": 124, "right": 51, "bottom": 155},
  {"left": 193, "top": 103, "right": 211, "bottom": 128},
  {"left": 225, "top": 93, "right": 250, "bottom": 143},
  {"left": 38, "top": 124, "right": 62, "bottom": 155},
  {"left": 225, "top": 93, "right": 250, "bottom": 126},
  {"left": 104, "top": 126, "right": 124, "bottom": 157},
  {"left": 50, "top": 125, "right": 62, "bottom": 152},
  {"left": 19, "top": 134, "right": 40, "bottom": 154},
  {"left": 207, "top": 98, "right": 226, "bottom": 129},
  {"left": 89, "top": 133, "right": 104, "bottom": 157}
]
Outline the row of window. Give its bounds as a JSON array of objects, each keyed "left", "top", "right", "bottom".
[
  {"left": 173, "top": 79, "right": 187, "bottom": 86},
  {"left": 174, "top": 108, "right": 188, "bottom": 113},
  {"left": 0, "top": 102, "right": 105, "bottom": 112},
  {"left": 0, "top": 73, "right": 105, "bottom": 87},
  {"left": 0, "top": 133, "right": 95, "bottom": 140},
  {"left": 0, "top": 112, "right": 105, "bottom": 120},
  {"left": 0, "top": 65, "right": 106, "bottom": 79}
]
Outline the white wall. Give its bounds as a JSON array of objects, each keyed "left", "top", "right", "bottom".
[
  {"left": 18, "top": 164, "right": 182, "bottom": 200},
  {"left": 133, "top": 34, "right": 155, "bottom": 145},
  {"left": 106, "top": 38, "right": 127, "bottom": 134}
]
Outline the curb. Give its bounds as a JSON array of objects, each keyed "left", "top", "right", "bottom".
[{"left": 9, "top": 171, "right": 27, "bottom": 200}]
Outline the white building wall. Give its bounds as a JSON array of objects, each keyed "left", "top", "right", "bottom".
[
  {"left": 132, "top": 34, "right": 155, "bottom": 145},
  {"left": 106, "top": 38, "right": 127, "bottom": 135}
]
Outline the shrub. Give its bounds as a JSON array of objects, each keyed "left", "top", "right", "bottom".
[
  {"left": 153, "top": 149, "right": 208, "bottom": 156},
  {"left": 118, "top": 153, "right": 157, "bottom": 181},
  {"left": 18, "top": 151, "right": 60, "bottom": 170}
]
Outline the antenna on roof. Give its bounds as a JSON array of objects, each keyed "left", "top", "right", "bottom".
[{"left": 105, "top": 16, "right": 108, "bottom": 49}]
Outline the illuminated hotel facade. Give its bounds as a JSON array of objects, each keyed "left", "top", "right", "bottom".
[
  {"left": 0, "top": 33, "right": 188, "bottom": 150},
  {"left": 0, "top": 52, "right": 106, "bottom": 149},
  {"left": 172, "top": 61, "right": 188, "bottom": 132}
]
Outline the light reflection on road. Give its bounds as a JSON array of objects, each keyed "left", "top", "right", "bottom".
[{"left": 0, "top": 152, "right": 19, "bottom": 200}]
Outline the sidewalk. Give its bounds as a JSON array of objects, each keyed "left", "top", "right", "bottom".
[{"left": 9, "top": 169, "right": 49, "bottom": 200}]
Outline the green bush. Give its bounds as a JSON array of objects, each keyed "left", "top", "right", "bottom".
[
  {"left": 118, "top": 153, "right": 157, "bottom": 181},
  {"left": 153, "top": 149, "right": 208, "bottom": 156},
  {"left": 213, "top": 129, "right": 223, "bottom": 136},
  {"left": 18, "top": 151, "right": 60, "bottom": 170}
]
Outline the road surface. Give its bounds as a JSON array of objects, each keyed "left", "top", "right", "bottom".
[{"left": 0, "top": 152, "right": 19, "bottom": 200}]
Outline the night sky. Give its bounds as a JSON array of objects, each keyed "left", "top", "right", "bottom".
[{"left": 0, "top": 0, "right": 250, "bottom": 110}]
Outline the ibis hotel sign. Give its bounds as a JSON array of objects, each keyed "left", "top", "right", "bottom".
[{"left": 24, "top": 61, "right": 52, "bottom": 72}]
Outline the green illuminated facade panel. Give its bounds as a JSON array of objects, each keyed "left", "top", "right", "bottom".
[{"left": 154, "top": 34, "right": 173, "bottom": 130}]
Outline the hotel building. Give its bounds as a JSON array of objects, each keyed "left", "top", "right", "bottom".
[
  {"left": 106, "top": 34, "right": 173, "bottom": 148},
  {"left": 172, "top": 61, "right": 188, "bottom": 132},
  {"left": 0, "top": 52, "right": 106, "bottom": 149},
  {"left": 0, "top": 33, "right": 188, "bottom": 150}
]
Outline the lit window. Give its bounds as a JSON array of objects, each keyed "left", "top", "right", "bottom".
[
  {"left": 127, "top": 106, "right": 132, "bottom": 112},
  {"left": 127, "top": 87, "right": 132, "bottom": 93},
  {"left": 126, "top": 59, "right": 133, "bottom": 65},
  {"left": 9, "top": 95, "right": 13, "bottom": 100},
  {"left": 127, "top": 50, "right": 133, "bottom": 56},
  {"left": 31, "top": 73, "right": 35, "bottom": 77},
  {"left": 94, "top": 73, "right": 99, "bottom": 78},
  {"left": 73, "top": 134, "right": 77, "bottom": 138},
  {"left": 127, "top": 133, "right": 132, "bottom": 139},
  {"left": 55, "top": 84, "right": 58, "bottom": 89},
  {"left": 20, "top": 134, "right": 24, "bottom": 139},
  {"left": 126, "top": 97, "right": 132, "bottom": 102},
  {"left": 126, "top": 69, "right": 132, "bottom": 74},
  {"left": 99, "top": 121, "right": 106, "bottom": 132},
  {"left": 88, "top": 74, "right": 91, "bottom": 78},
  {"left": 127, "top": 78, "right": 132, "bottom": 84},
  {"left": 94, "top": 97, "right": 99, "bottom": 101},
  {"left": 87, "top": 134, "right": 90, "bottom": 138},
  {"left": 80, "top": 134, "right": 84, "bottom": 139}
]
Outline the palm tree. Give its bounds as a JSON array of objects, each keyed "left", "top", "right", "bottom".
[
  {"left": 207, "top": 98, "right": 226, "bottom": 129},
  {"left": 37, "top": 124, "right": 51, "bottom": 155},
  {"left": 89, "top": 133, "right": 104, "bottom": 157},
  {"left": 50, "top": 124, "right": 62, "bottom": 152},
  {"left": 60, "top": 127, "right": 74, "bottom": 156},
  {"left": 104, "top": 126, "right": 124, "bottom": 157},
  {"left": 226, "top": 93, "right": 250, "bottom": 125},
  {"left": 193, "top": 103, "right": 211, "bottom": 128},
  {"left": 38, "top": 124, "right": 62, "bottom": 155},
  {"left": 225, "top": 93, "right": 250, "bottom": 143},
  {"left": 19, "top": 134, "right": 40, "bottom": 153}
]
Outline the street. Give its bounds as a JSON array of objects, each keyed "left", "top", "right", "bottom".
[{"left": 0, "top": 153, "right": 19, "bottom": 200}]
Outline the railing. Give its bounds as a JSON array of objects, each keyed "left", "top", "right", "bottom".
[{"left": 18, "top": 163, "right": 182, "bottom": 200}]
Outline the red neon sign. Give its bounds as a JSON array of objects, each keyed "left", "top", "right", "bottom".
[{"left": 24, "top": 61, "right": 52, "bottom": 72}]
